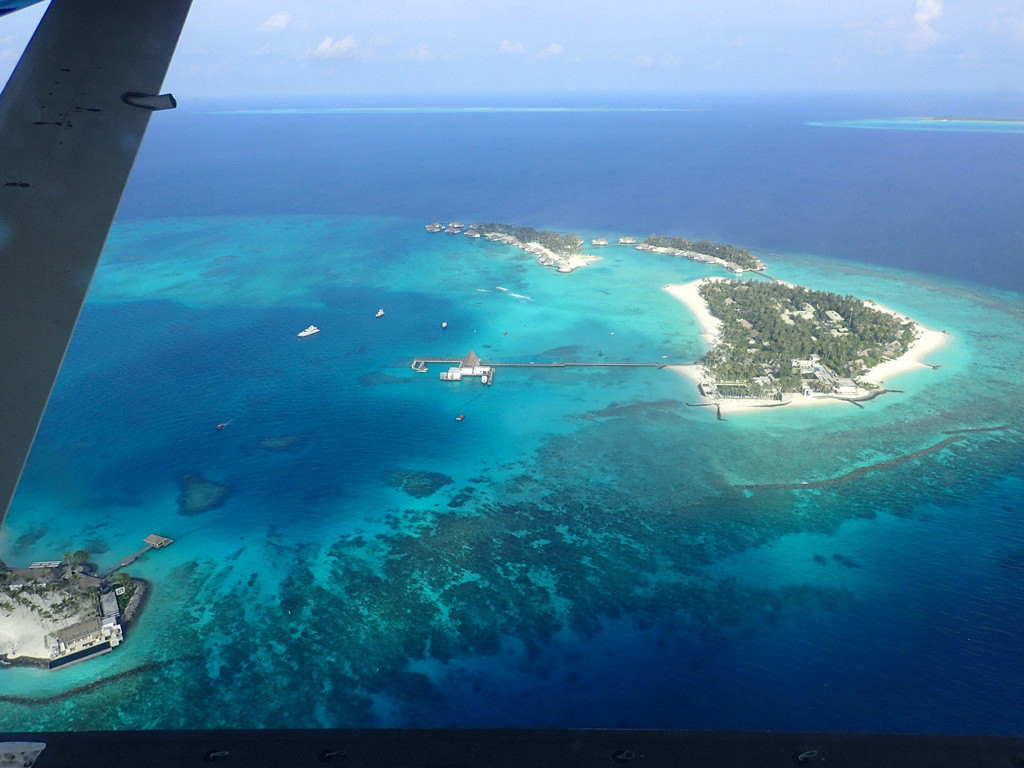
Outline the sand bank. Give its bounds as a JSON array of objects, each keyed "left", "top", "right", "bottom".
[
  {"left": 484, "top": 233, "right": 600, "bottom": 273},
  {"left": 663, "top": 279, "right": 725, "bottom": 345}
]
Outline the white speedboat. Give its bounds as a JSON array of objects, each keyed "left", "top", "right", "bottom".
[
  {"left": 298, "top": 325, "right": 319, "bottom": 337},
  {"left": 375, "top": 308, "right": 385, "bottom": 317}
]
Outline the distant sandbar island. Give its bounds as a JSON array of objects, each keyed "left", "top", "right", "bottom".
[{"left": 922, "top": 116, "right": 1024, "bottom": 124}]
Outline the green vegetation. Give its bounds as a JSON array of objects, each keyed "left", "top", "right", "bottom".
[
  {"left": 113, "top": 572, "right": 138, "bottom": 613},
  {"left": 645, "top": 234, "right": 762, "bottom": 270},
  {"left": 64, "top": 550, "right": 90, "bottom": 567},
  {"left": 699, "top": 278, "right": 915, "bottom": 394},
  {"left": 475, "top": 222, "right": 583, "bottom": 257}
]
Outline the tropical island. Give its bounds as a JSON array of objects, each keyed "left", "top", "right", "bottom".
[
  {"left": 0, "top": 537, "right": 168, "bottom": 669},
  {"left": 638, "top": 234, "right": 766, "bottom": 272},
  {"left": 667, "top": 277, "right": 948, "bottom": 410},
  {"left": 424, "top": 218, "right": 946, "bottom": 410},
  {"left": 426, "top": 220, "right": 600, "bottom": 272}
]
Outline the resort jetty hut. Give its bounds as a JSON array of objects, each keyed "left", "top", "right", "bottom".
[{"left": 440, "top": 351, "right": 492, "bottom": 383}]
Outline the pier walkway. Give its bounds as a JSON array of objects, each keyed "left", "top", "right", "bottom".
[
  {"left": 412, "top": 356, "right": 700, "bottom": 374},
  {"left": 102, "top": 534, "right": 173, "bottom": 577}
]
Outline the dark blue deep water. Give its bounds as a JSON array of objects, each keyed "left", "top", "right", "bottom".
[{"left": 124, "top": 92, "right": 1024, "bottom": 291}]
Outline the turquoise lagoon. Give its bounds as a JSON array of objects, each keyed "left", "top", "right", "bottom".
[{"left": 0, "top": 214, "right": 1023, "bottom": 734}]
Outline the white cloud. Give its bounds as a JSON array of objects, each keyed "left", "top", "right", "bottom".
[
  {"left": 537, "top": 43, "right": 564, "bottom": 58},
  {"left": 913, "top": 0, "right": 942, "bottom": 28},
  {"left": 259, "top": 12, "right": 292, "bottom": 32},
  {"left": 405, "top": 43, "right": 439, "bottom": 62},
  {"left": 908, "top": 0, "right": 944, "bottom": 50},
  {"left": 306, "top": 35, "right": 360, "bottom": 60},
  {"left": 631, "top": 53, "right": 655, "bottom": 67},
  {"left": 498, "top": 40, "right": 525, "bottom": 54}
]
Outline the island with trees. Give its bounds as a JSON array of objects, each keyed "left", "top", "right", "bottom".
[
  {"left": 672, "top": 277, "right": 944, "bottom": 406},
  {"left": 1, "top": 549, "right": 149, "bottom": 669},
  {"left": 426, "top": 220, "right": 599, "bottom": 272},
  {"left": 639, "top": 234, "right": 765, "bottom": 272}
]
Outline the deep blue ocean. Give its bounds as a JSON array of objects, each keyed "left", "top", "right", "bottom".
[{"left": 1, "top": 92, "right": 1023, "bottom": 735}]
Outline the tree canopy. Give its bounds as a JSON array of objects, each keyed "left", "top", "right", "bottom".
[{"left": 698, "top": 278, "right": 915, "bottom": 393}]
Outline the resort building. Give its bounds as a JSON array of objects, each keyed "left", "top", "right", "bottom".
[
  {"left": 46, "top": 585, "right": 125, "bottom": 670},
  {"left": 591, "top": 238, "right": 608, "bottom": 246},
  {"left": 825, "top": 310, "right": 845, "bottom": 324},
  {"left": 835, "top": 378, "right": 858, "bottom": 395},
  {"left": 618, "top": 236, "right": 636, "bottom": 244},
  {"left": 440, "top": 351, "right": 493, "bottom": 385},
  {"left": 791, "top": 356, "right": 820, "bottom": 375}
]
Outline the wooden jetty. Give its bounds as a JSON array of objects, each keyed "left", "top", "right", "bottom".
[
  {"left": 413, "top": 354, "right": 700, "bottom": 383},
  {"left": 102, "top": 534, "right": 174, "bottom": 577}
]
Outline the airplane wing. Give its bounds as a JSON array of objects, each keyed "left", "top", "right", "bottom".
[{"left": 0, "top": 0, "right": 192, "bottom": 527}]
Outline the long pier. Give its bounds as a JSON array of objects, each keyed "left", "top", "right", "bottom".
[
  {"left": 412, "top": 357, "right": 697, "bottom": 371},
  {"left": 101, "top": 534, "right": 173, "bottom": 577}
]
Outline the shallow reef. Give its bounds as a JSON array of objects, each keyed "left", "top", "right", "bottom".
[
  {"left": 388, "top": 470, "right": 454, "bottom": 498},
  {"left": 176, "top": 474, "right": 231, "bottom": 516}
]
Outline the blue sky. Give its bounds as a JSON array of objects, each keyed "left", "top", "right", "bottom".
[{"left": 2, "top": 1, "right": 1024, "bottom": 97}]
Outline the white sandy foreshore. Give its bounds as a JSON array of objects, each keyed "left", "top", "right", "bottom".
[
  {"left": 860, "top": 300, "right": 949, "bottom": 386},
  {"left": 663, "top": 278, "right": 949, "bottom": 412},
  {"left": 663, "top": 279, "right": 725, "bottom": 345},
  {"left": 0, "top": 603, "right": 56, "bottom": 660},
  {"left": 484, "top": 232, "right": 600, "bottom": 273}
]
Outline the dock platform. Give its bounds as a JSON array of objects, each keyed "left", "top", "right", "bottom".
[{"left": 102, "top": 534, "right": 174, "bottom": 577}]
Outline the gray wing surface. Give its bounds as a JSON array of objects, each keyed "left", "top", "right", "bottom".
[{"left": 0, "top": 0, "right": 192, "bottom": 527}]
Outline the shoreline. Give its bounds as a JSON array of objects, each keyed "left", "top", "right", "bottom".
[
  {"left": 483, "top": 232, "right": 601, "bottom": 273},
  {"left": 860, "top": 300, "right": 949, "bottom": 386},
  {"left": 663, "top": 278, "right": 949, "bottom": 413},
  {"left": 1, "top": 576, "right": 152, "bottom": 669}
]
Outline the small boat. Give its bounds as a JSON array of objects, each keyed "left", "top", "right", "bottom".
[
  {"left": 375, "top": 308, "right": 385, "bottom": 318},
  {"left": 215, "top": 422, "right": 229, "bottom": 431},
  {"left": 298, "top": 325, "right": 320, "bottom": 337},
  {"left": 455, "top": 414, "right": 465, "bottom": 421},
  {"left": 441, "top": 321, "right": 448, "bottom": 329}
]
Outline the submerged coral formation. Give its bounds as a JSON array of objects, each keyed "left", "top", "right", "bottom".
[
  {"left": 176, "top": 474, "right": 231, "bottom": 516},
  {"left": 388, "top": 470, "right": 454, "bottom": 498}
]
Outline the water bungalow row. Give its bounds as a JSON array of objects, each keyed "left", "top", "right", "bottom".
[
  {"left": 426, "top": 223, "right": 643, "bottom": 249},
  {"left": 425, "top": 221, "right": 481, "bottom": 237}
]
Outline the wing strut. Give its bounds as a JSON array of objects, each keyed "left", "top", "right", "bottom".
[{"left": 0, "top": 0, "right": 193, "bottom": 528}]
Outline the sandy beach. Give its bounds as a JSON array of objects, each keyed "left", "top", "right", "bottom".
[
  {"left": 484, "top": 232, "right": 600, "bottom": 273},
  {"left": 860, "top": 300, "right": 949, "bottom": 386},
  {"left": 663, "top": 279, "right": 725, "bottom": 345},
  {"left": 663, "top": 278, "right": 949, "bottom": 412},
  {"left": 0, "top": 601, "right": 56, "bottom": 661}
]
